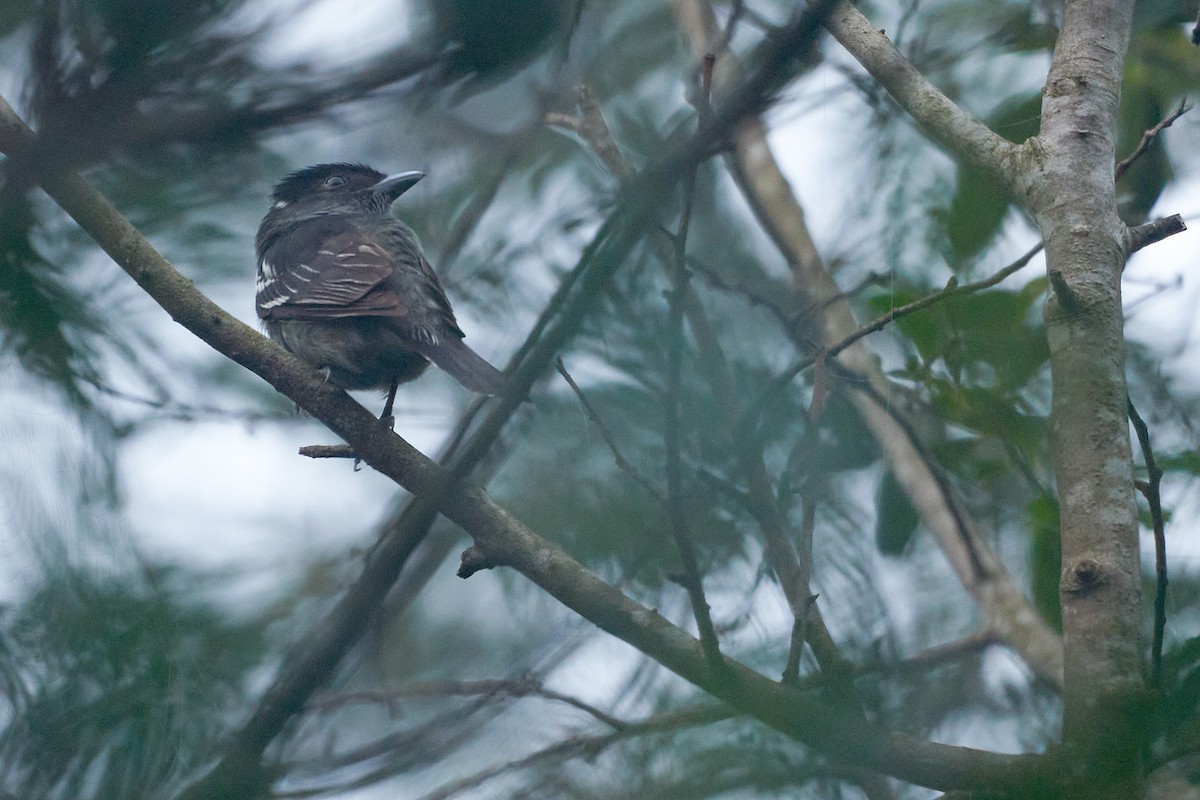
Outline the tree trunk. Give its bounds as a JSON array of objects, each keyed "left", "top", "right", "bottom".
[{"left": 1027, "top": 0, "right": 1144, "bottom": 796}]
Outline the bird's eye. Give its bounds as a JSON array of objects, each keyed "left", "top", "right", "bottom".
[{"left": 323, "top": 175, "right": 346, "bottom": 189}]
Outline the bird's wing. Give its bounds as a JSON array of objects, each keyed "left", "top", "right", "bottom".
[
  {"left": 257, "top": 216, "right": 403, "bottom": 321},
  {"left": 375, "top": 224, "right": 464, "bottom": 341}
]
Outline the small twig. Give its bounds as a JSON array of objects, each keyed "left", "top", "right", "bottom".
[
  {"left": 1127, "top": 214, "right": 1187, "bottom": 256},
  {"left": 543, "top": 111, "right": 581, "bottom": 132},
  {"left": 833, "top": 361, "right": 992, "bottom": 583},
  {"left": 1124, "top": 274, "right": 1184, "bottom": 315},
  {"left": 689, "top": 254, "right": 795, "bottom": 326},
  {"left": 555, "top": 358, "right": 664, "bottom": 502},
  {"left": 782, "top": 593, "right": 820, "bottom": 685},
  {"left": 90, "top": 381, "right": 291, "bottom": 425},
  {"left": 717, "top": 0, "right": 746, "bottom": 54},
  {"left": 411, "top": 704, "right": 733, "bottom": 800},
  {"left": 1128, "top": 397, "right": 1167, "bottom": 689},
  {"left": 1115, "top": 100, "right": 1190, "bottom": 180},
  {"left": 298, "top": 444, "right": 358, "bottom": 459},
  {"left": 883, "top": 631, "right": 997, "bottom": 676},
  {"left": 576, "top": 85, "right": 631, "bottom": 179},
  {"left": 826, "top": 242, "right": 1043, "bottom": 362},
  {"left": 663, "top": 64, "right": 723, "bottom": 675},
  {"left": 310, "top": 678, "right": 627, "bottom": 731},
  {"left": 696, "top": 468, "right": 756, "bottom": 514},
  {"left": 744, "top": 241, "right": 1044, "bottom": 432}
]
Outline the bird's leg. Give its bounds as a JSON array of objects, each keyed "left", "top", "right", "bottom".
[{"left": 380, "top": 378, "right": 400, "bottom": 429}]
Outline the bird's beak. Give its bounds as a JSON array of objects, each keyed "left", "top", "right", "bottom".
[{"left": 369, "top": 170, "right": 425, "bottom": 201}]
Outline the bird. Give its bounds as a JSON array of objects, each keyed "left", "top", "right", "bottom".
[{"left": 255, "top": 163, "right": 506, "bottom": 424}]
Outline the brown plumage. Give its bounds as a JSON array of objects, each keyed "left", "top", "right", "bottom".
[{"left": 255, "top": 163, "right": 505, "bottom": 419}]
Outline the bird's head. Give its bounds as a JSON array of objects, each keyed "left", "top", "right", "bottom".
[
  {"left": 256, "top": 162, "right": 424, "bottom": 255},
  {"left": 262, "top": 162, "right": 424, "bottom": 222}
]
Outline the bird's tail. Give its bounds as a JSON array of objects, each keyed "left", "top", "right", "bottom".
[{"left": 417, "top": 337, "right": 507, "bottom": 395}]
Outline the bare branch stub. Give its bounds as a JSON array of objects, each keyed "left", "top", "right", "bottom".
[
  {"left": 457, "top": 545, "right": 496, "bottom": 579},
  {"left": 1127, "top": 214, "right": 1187, "bottom": 256},
  {"left": 299, "top": 444, "right": 358, "bottom": 459}
]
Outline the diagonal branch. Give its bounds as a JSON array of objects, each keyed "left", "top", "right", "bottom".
[
  {"left": 815, "top": 0, "right": 1020, "bottom": 187},
  {"left": 310, "top": 678, "right": 627, "bottom": 732},
  {"left": 663, "top": 60, "right": 724, "bottom": 673},
  {"left": 0, "top": 94, "right": 1061, "bottom": 796},
  {"left": 671, "top": 0, "right": 1064, "bottom": 689},
  {"left": 411, "top": 704, "right": 734, "bottom": 800},
  {"left": 553, "top": 76, "right": 863, "bottom": 701},
  {"left": 1115, "top": 100, "right": 1190, "bottom": 181}
]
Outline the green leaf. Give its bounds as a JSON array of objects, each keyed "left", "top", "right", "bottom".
[
  {"left": 813, "top": 393, "right": 882, "bottom": 473},
  {"left": 943, "top": 92, "right": 1042, "bottom": 263},
  {"left": 1029, "top": 493, "right": 1062, "bottom": 631},
  {"left": 875, "top": 470, "right": 920, "bottom": 556}
]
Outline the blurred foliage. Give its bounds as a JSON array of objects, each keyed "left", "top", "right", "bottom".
[
  {"left": 0, "top": 560, "right": 266, "bottom": 799},
  {"left": 0, "top": 0, "right": 1199, "bottom": 798}
]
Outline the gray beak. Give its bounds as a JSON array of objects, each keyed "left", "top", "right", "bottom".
[{"left": 370, "top": 170, "right": 425, "bottom": 201}]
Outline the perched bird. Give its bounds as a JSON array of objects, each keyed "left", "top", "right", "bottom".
[{"left": 255, "top": 163, "right": 505, "bottom": 422}]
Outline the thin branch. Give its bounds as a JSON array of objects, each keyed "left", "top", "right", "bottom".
[
  {"left": 783, "top": 593, "right": 820, "bottom": 685},
  {"left": 827, "top": 360, "right": 990, "bottom": 583},
  {"left": 411, "top": 704, "right": 734, "bottom": 800},
  {"left": 310, "top": 678, "right": 627, "bottom": 731},
  {"left": 1114, "top": 100, "right": 1191, "bottom": 181},
  {"left": 815, "top": 0, "right": 1019, "bottom": 186},
  {"left": 273, "top": 698, "right": 494, "bottom": 798},
  {"left": 543, "top": 111, "right": 581, "bottom": 132},
  {"left": 879, "top": 632, "right": 997, "bottom": 677},
  {"left": 663, "top": 56, "right": 724, "bottom": 675},
  {"left": 1127, "top": 397, "right": 1168, "bottom": 689},
  {"left": 746, "top": 241, "right": 1044, "bottom": 437},
  {"left": 0, "top": 83, "right": 1061, "bottom": 795},
  {"left": 826, "top": 242, "right": 1044, "bottom": 361},
  {"left": 795, "top": 632, "right": 998, "bottom": 692},
  {"left": 718, "top": 0, "right": 747, "bottom": 53},
  {"left": 555, "top": 358, "right": 664, "bottom": 502},
  {"left": 297, "top": 444, "right": 357, "bottom": 459},
  {"left": 677, "top": 0, "right": 1064, "bottom": 699}
]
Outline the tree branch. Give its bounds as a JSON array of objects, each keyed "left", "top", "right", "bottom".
[
  {"left": 1127, "top": 398, "right": 1167, "bottom": 689},
  {"left": 671, "top": 0, "right": 1065, "bottom": 689},
  {"left": 664, "top": 58, "right": 724, "bottom": 674},
  {"left": 310, "top": 678, "right": 627, "bottom": 732},
  {"left": 555, "top": 358, "right": 664, "bottom": 502},
  {"left": 815, "top": 0, "right": 1020, "bottom": 186},
  {"left": 1127, "top": 214, "right": 1187, "bottom": 256},
  {"left": 0, "top": 94, "right": 1061, "bottom": 797},
  {"left": 411, "top": 704, "right": 734, "bottom": 800},
  {"left": 1114, "top": 100, "right": 1190, "bottom": 182}
]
